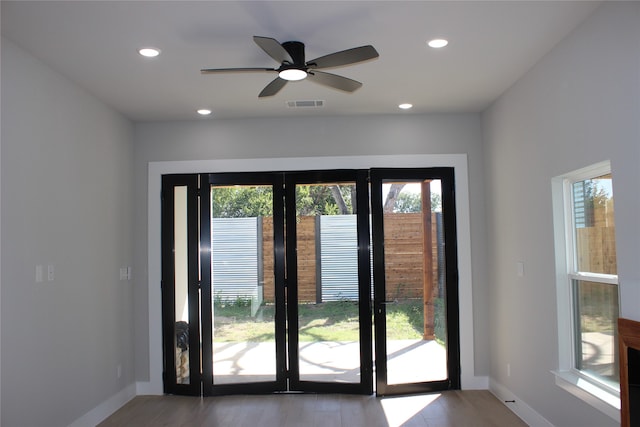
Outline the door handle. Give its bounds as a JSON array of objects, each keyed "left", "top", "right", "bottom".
[{"left": 381, "top": 300, "right": 397, "bottom": 305}]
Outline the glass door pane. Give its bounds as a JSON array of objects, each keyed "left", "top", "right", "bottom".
[
  {"left": 372, "top": 169, "right": 460, "bottom": 395},
  {"left": 297, "top": 183, "right": 360, "bottom": 383},
  {"left": 286, "top": 171, "right": 372, "bottom": 394},
  {"left": 173, "top": 186, "right": 191, "bottom": 385},
  {"left": 384, "top": 180, "right": 446, "bottom": 385},
  {"left": 210, "top": 184, "right": 277, "bottom": 384}
]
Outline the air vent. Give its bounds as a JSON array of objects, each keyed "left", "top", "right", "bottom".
[{"left": 286, "top": 100, "right": 324, "bottom": 108}]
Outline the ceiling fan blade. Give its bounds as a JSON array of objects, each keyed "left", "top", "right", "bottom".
[
  {"left": 259, "top": 77, "right": 288, "bottom": 97},
  {"left": 307, "top": 45, "right": 379, "bottom": 69},
  {"left": 253, "top": 36, "right": 293, "bottom": 64},
  {"left": 306, "top": 70, "right": 362, "bottom": 92},
  {"left": 201, "top": 67, "right": 276, "bottom": 74}
]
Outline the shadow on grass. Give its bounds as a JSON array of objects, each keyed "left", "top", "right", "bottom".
[{"left": 212, "top": 299, "right": 445, "bottom": 343}]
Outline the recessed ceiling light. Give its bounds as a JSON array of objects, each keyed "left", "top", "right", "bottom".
[
  {"left": 427, "top": 39, "right": 449, "bottom": 49},
  {"left": 138, "top": 47, "right": 161, "bottom": 58},
  {"left": 399, "top": 103, "right": 413, "bottom": 110},
  {"left": 197, "top": 109, "right": 212, "bottom": 116}
]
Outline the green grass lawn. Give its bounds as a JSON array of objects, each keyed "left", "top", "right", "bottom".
[{"left": 212, "top": 299, "right": 445, "bottom": 343}]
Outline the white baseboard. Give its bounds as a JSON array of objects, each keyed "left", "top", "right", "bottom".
[
  {"left": 136, "top": 380, "right": 163, "bottom": 395},
  {"left": 462, "top": 375, "right": 489, "bottom": 390},
  {"left": 67, "top": 383, "right": 136, "bottom": 427},
  {"left": 489, "top": 379, "right": 555, "bottom": 427}
]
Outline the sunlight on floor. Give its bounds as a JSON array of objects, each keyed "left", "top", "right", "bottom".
[{"left": 380, "top": 393, "right": 441, "bottom": 427}]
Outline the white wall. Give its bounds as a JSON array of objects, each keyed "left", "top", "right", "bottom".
[
  {"left": 132, "top": 113, "right": 490, "bottom": 386},
  {"left": 1, "top": 38, "right": 135, "bottom": 426},
  {"left": 482, "top": 2, "right": 640, "bottom": 426}
]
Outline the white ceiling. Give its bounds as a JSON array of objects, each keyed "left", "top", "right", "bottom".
[{"left": 1, "top": 1, "right": 599, "bottom": 122}]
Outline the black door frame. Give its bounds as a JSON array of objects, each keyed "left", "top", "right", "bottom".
[
  {"left": 161, "top": 174, "right": 202, "bottom": 396},
  {"left": 370, "top": 167, "right": 461, "bottom": 396},
  {"left": 201, "top": 172, "right": 288, "bottom": 396},
  {"left": 285, "top": 170, "right": 373, "bottom": 394},
  {"left": 197, "top": 170, "right": 372, "bottom": 395},
  {"left": 161, "top": 167, "right": 460, "bottom": 397}
]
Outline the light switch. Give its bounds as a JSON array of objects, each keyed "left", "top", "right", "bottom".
[
  {"left": 36, "top": 265, "right": 43, "bottom": 283},
  {"left": 47, "top": 265, "right": 55, "bottom": 281}
]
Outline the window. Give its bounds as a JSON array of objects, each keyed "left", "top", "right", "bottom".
[{"left": 552, "top": 161, "right": 620, "bottom": 420}]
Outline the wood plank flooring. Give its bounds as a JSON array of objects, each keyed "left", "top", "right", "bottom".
[{"left": 98, "top": 390, "right": 527, "bottom": 427}]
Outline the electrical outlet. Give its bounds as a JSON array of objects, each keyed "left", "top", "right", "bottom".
[{"left": 36, "top": 265, "right": 43, "bottom": 283}]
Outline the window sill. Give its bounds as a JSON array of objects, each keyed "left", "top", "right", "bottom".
[{"left": 552, "top": 370, "right": 620, "bottom": 422}]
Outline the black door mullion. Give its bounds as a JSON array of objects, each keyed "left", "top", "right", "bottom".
[
  {"left": 272, "top": 173, "right": 288, "bottom": 388},
  {"left": 284, "top": 175, "right": 300, "bottom": 388},
  {"left": 441, "top": 169, "right": 461, "bottom": 390},
  {"left": 186, "top": 179, "right": 202, "bottom": 394},
  {"left": 200, "top": 174, "right": 213, "bottom": 395},
  {"left": 356, "top": 169, "right": 374, "bottom": 395},
  {"left": 370, "top": 172, "right": 388, "bottom": 389}
]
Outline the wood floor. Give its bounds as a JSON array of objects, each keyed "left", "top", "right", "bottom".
[{"left": 98, "top": 390, "right": 527, "bottom": 427}]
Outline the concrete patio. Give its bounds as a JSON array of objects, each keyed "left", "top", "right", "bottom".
[{"left": 211, "top": 339, "right": 447, "bottom": 387}]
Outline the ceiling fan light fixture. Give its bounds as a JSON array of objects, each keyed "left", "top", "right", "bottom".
[{"left": 279, "top": 68, "right": 307, "bottom": 81}]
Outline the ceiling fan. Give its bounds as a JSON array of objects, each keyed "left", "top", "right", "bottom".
[{"left": 201, "top": 36, "right": 379, "bottom": 98}]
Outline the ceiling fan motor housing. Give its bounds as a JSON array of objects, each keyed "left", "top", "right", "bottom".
[{"left": 281, "top": 41, "right": 306, "bottom": 69}]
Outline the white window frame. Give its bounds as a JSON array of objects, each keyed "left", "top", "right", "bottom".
[{"left": 551, "top": 160, "right": 620, "bottom": 421}]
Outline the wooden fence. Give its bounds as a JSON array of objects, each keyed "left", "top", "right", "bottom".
[
  {"left": 575, "top": 195, "right": 617, "bottom": 325},
  {"left": 579, "top": 197, "right": 616, "bottom": 273},
  {"left": 261, "top": 213, "right": 441, "bottom": 304}
]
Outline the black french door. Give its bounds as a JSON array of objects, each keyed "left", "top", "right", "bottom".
[
  {"left": 161, "top": 168, "right": 459, "bottom": 397},
  {"left": 285, "top": 170, "right": 373, "bottom": 394},
  {"left": 201, "top": 172, "right": 288, "bottom": 395},
  {"left": 161, "top": 174, "right": 202, "bottom": 396},
  {"left": 370, "top": 168, "right": 460, "bottom": 395}
]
